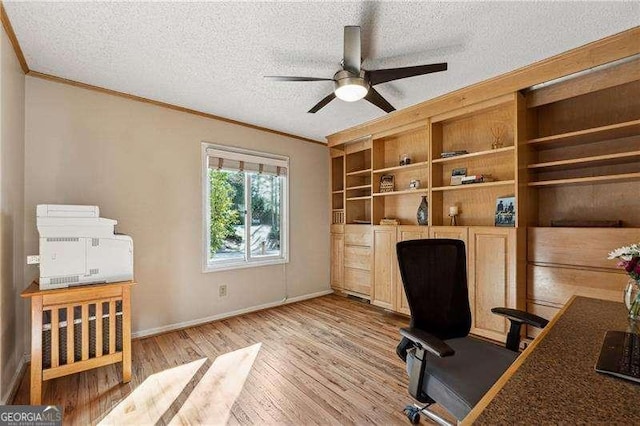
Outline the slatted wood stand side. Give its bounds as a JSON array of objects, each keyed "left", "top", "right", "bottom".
[{"left": 21, "top": 281, "right": 135, "bottom": 405}]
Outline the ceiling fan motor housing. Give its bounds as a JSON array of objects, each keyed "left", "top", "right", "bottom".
[{"left": 333, "top": 70, "right": 369, "bottom": 102}]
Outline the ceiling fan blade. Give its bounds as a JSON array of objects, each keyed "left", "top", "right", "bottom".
[
  {"left": 365, "top": 88, "right": 395, "bottom": 113},
  {"left": 264, "top": 76, "right": 334, "bottom": 82},
  {"left": 308, "top": 92, "right": 336, "bottom": 113},
  {"left": 368, "top": 63, "right": 448, "bottom": 86},
  {"left": 343, "top": 26, "right": 361, "bottom": 74}
]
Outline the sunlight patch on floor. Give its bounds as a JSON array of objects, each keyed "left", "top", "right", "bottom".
[
  {"left": 98, "top": 358, "right": 207, "bottom": 425},
  {"left": 169, "top": 343, "right": 262, "bottom": 426}
]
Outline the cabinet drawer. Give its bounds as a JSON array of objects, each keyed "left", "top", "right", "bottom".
[
  {"left": 344, "top": 246, "right": 371, "bottom": 270},
  {"left": 345, "top": 225, "right": 372, "bottom": 246},
  {"left": 344, "top": 267, "right": 371, "bottom": 295}
]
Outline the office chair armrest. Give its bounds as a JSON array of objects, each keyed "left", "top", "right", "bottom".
[
  {"left": 491, "top": 308, "right": 549, "bottom": 328},
  {"left": 491, "top": 308, "right": 549, "bottom": 352},
  {"left": 400, "top": 327, "right": 455, "bottom": 357}
]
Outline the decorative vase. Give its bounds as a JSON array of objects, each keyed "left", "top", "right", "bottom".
[
  {"left": 623, "top": 279, "right": 640, "bottom": 321},
  {"left": 417, "top": 196, "right": 428, "bottom": 226}
]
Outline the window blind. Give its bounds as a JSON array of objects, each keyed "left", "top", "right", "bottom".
[{"left": 206, "top": 147, "right": 288, "bottom": 176}]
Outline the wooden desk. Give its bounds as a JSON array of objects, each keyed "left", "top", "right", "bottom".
[
  {"left": 463, "top": 296, "right": 640, "bottom": 424},
  {"left": 21, "top": 281, "right": 135, "bottom": 404}
]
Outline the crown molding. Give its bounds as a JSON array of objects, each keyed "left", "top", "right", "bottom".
[{"left": 1, "top": 1, "right": 29, "bottom": 73}]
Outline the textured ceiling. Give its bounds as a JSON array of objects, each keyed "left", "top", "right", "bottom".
[{"left": 5, "top": 1, "right": 639, "bottom": 142}]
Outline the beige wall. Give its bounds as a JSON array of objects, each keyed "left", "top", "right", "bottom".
[
  {"left": 0, "top": 26, "right": 26, "bottom": 402},
  {"left": 24, "top": 77, "right": 330, "bottom": 336}
]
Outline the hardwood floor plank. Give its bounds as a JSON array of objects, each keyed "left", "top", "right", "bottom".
[{"left": 12, "top": 294, "right": 455, "bottom": 425}]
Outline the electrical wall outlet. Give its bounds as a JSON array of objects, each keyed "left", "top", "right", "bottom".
[
  {"left": 218, "top": 284, "right": 228, "bottom": 298},
  {"left": 27, "top": 255, "right": 40, "bottom": 265}
]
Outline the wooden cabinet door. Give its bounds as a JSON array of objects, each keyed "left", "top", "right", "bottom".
[
  {"left": 394, "top": 226, "right": 429, "bottom": 315},
  {"left": 330, "top": 233, "right": 344, "bottom": 290},
  {"left": 467, "top": 227, "right": 516, "bottom": 342},
  {"left": 429, "top": 226, "right": 468, "bottom": 247},
  {"left": 372, "top": 226, "right": 396, "bottom": 310}
]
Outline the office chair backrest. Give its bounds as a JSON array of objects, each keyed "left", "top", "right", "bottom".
[{"left": 396, "top": 239, "right": 471, "bottom": 340}]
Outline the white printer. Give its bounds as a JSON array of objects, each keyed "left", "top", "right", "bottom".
[{"left": 36, "top": 204, "right": 133, "bottom": 290}]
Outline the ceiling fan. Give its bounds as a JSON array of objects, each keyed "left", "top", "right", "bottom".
[{"left": 265, "top": 26, "right": 447, "bottom": 114}]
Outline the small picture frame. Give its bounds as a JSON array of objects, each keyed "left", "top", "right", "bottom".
[
  {"left": 380, "top": 174, "right": 395, "bottom": 193},
  {"left": 450, "top": 167, "right": 467, "bottom": 186},
  {"left": 495, "top": 196, "right": 515, "bottom": 227}
]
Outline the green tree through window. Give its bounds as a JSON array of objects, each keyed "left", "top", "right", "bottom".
[{"left": 208, "top": 169, "right": 240, "bottom": 254}]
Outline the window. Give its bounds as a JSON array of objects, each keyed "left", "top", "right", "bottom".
[{"left": 202, "top": 143, "right": 288, "bottom": 271}]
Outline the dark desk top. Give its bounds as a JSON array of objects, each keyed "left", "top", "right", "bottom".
[{"left": 464, "top": 296, "right": 640, "bottom": 424}]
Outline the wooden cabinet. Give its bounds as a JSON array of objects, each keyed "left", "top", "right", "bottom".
[
  {"left": 372, "top": 226, "right": 396, "bottom": 309},
  {"left": 330, "top": 232, "right": 344, "bottom": 291},
  {"left": 395, "top": 226, "right": 429, "bottom": 315},
  {"left": 468, "top": 227, "right": 516, "bottom": 342},
  {"left": 21, "top": 281, "right": 134, "bottom": 404}
]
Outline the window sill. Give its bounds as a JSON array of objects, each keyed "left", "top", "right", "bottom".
[{"left": 203, "top": 257, "right": 288, "bottom": 273}]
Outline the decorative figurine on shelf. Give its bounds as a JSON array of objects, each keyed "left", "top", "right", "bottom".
[
  {"left": 417, "top": 196, "right": 428, "bottom": 225},
  {"left": 409, "top": 179, "right": 421, "bottom": 189},
  {"left": 449, "top": 205, "right": 459, "bottom": 226},
  {"left": 399, "top": 153, "right": 412, "bottom": 166},
  {"left": 490, "top": 121, "right": 507, "bottom": 150},
  {"left": 380, "top": 174, "right": 395, "bottom": 192}
]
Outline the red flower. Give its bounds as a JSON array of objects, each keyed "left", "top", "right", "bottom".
[{"left": 626, "top": 257, "right": 639, "bottom": 273}]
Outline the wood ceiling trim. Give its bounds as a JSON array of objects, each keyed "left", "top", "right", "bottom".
[
  {"left": 1, "top": 2, "right": 29, "bottom": 74},
  {"left": 28, "top": 71, "right": 326, "bottom": 145},
  {"left": 327, "top": 26, "right": 640, "bottom": 147}
]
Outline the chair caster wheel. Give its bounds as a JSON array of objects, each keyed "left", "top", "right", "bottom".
[{"left": 403, "top": 406, "right": 420, "bottom": 424}]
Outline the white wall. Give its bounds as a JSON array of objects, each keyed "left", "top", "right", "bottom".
[
  {"left": 0, "top": 26, "right": 26, "bottom": 403},
  {"left": 24, "top": 76, "right": 330, "bottom": 336}
]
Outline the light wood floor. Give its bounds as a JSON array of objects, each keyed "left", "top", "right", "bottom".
[{"left": 13, "top": 294, "right": 452, "bottom": 425}]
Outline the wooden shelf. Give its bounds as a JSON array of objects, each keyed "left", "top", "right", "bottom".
[
  {"left": 431, "top": 180, "right": 515, "bottom": 192},
  {"left": 346, "top": 184, "right": 372, "bottom": 191},
  {"left": 346, "top": 196, "right": 372, "bottom": 201},
  {"left": 528, "top": 151, "right": 640, "bottom": 172},
  {"left": 432, "top": 146, "right": 515, "bottom": 164},
  {"left": 528, "top": 172, "right": 640, "bottom": 187},
  {"left": 346, "top": 168, "right": 372, "bottom": 177},
  {"left": 372, "top": 161, "right": 429, "bottom": 174},
  {"left": 527, "top": 119, "right": 640, "bottom": 148},
  {"left": 332, "top": 189, "right": 344, "bottom": 194},
  {"left": 372, "top": 189, "right": 428, "bottom": 197}
]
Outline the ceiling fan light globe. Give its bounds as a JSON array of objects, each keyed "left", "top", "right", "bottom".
[{"left": 335, "top": 83, "right": 368, "bottom": 102}]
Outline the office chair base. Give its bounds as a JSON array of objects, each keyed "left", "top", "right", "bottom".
[{"left": 408, "top": 403, "right": 453, "bottom": 426}]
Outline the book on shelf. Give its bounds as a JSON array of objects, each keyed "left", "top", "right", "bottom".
[
  {"left": 461, "top": 174, "right": 496, "bottom": 184},
  {"left": 379, "top": 218, "right": 399, "bottom": 226},
  {"left": 440, "top": 150, "right": 469, "bottom": 158}
]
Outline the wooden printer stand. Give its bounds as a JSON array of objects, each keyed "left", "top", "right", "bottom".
[{"left": 21, "top": 281, "right": 135, "bottom": 404}]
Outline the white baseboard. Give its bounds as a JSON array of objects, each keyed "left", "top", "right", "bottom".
[
  {"left": 132, "top": 289, "right": 333, "bottom": 339},
  {"left": 1, "top": 354, "right": 29, "bottom": 405}
]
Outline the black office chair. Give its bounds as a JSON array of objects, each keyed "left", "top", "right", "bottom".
[{"left": 395, "top": 239, "right": 548, "bottom": 425}]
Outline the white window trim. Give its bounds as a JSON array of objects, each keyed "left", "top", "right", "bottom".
[{"left": 201, "top": 142, "right": 290, "bottom": 273}]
